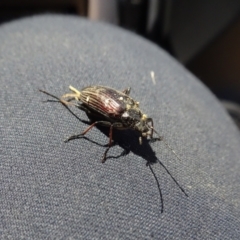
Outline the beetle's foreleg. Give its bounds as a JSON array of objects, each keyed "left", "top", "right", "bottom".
[{"left": 147, "top": 118, "right": 154, "bottom": 138}]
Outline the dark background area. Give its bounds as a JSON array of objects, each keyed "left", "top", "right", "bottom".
[{"left": 1, "top": 0, "right": 240, "bottom": 106}]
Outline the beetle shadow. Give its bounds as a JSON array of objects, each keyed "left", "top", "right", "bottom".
[
  {"left": 72, "top": 124, "right": 188, "bottom": 213},
  {"left": 63, "top": 109, "right": 188, "bottom": 211},
  {"left": 97, "top": 126, "right": 158, "bottom": 163},
  {"left": 40, "top": 96, "right": 188, "bottom": 213}
]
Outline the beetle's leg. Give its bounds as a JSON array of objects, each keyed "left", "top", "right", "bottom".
[
  {"left": 65, "top": 121, "right": 124, "bottom": 163},
  {"left": 75, "top": 103, "right": 92, "bottom": 115},
  {"left": 39, "top": 89, "right": 76, "bottom": 106},
  {"left": 60, "top": 86, "right": 82, "bottom": 103},
  {"left": 146, "top": 118, "right": 163, "bottom": 142},
  {"left": 61, "top": 93, "right": 79, "bottom": 102},
  {"left": 122, "top": 87, "right": 131, "bottom": 95},
  {"left": 69, "top": 85, "right": 81, "bottom": 97},
  {"left": 64, "top": 121, "right": 112, "bottom": 142},
  {"left": 65, "top": 120, "right": 114, "bottom": 162},
  {"left": 102, "top": 124, "right": 113, "bottom": 163},
  {"left": 147, "top": 118, "right": 154, "bottom": 138},
  {"left": 102, "top": 122, "right": 123, "bottom": 163}
]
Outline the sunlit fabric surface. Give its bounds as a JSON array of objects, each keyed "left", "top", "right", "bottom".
[{"left": 1, "top": 15, "right": 240, "bottom": 239}]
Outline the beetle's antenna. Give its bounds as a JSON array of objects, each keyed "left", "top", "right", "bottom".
[
  {"left": 150, "top": 126, "right": 183, "bottom": 162},
  {"left": 148, "top": 126, "right": 188, "bottom": 197},
  {"left": 162, "top": 138, "right": 183, "bottom": 162},
  {"left": 156, "top": 159, "right": 188, "bottom": 197},
  {"left": 39, "top": 89, "right": 61, "bottom": 101},
  {"left": 148, "top": 163, "right": 164, "bottom": 213}
]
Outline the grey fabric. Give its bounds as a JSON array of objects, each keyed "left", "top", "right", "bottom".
[{"left": 0, "top": 15, "right": 240, "bottom": 239}]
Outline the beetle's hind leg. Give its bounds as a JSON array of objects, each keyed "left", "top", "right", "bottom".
[
  {"left": 59, "top": 85, "right": 82, "bottom": 104},
  {"left": 60, "top": 93, "right": 79, "bottom": 104}
]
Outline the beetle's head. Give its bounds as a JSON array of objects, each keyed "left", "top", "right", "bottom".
[
  {"left": 121, "top": 110, "right": 154, "bottom": 144},
  {"left": 134, "top": 114, "right": 154, "bottom": 144}
]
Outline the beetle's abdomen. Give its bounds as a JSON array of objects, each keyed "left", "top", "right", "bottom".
[{"left": 80, "top": 86, "right": 128, "bottom": 117}]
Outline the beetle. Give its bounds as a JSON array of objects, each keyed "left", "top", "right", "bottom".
[
  {"left": 39, "top": 85, "right": 188, "bottom": 212},
  {"left": 40, "top": 85, "right": 161, "bottom": 162}
]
